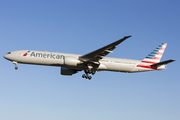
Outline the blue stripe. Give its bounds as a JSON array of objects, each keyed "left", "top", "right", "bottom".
[
  {"left": 145, "top": 56, "right": 154, "bottom": 59},
  {"left": 155, "top": 47, "right": 161, "bottom": 50},
  {"left": 148, "top": 54, "right": 156, "bottom": 57},
  {"left": 153, "top": 50, "right": 159, "bottom": 52},
  {"left": 150, "top": 52, "right": 158, "bottom": 54}
]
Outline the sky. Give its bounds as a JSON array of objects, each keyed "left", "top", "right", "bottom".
[{"left": 0, "top": 0, "right": 180, "bottom": 120}]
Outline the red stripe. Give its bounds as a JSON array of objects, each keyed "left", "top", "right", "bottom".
[
  {"left": 160, "top": 47, "right": 165, "bottom": 50},
  {"left": 23, "top": 53, "right": 27, "bottom": 56},
  {"left": 136, "top": 64, "right": 157, "bottom": 70},
  {"left": 141, "top": 61, "right": 157, "bottom": 64},
  {"left": 153, "top": 57, "right": 160, "bottom": 60}
]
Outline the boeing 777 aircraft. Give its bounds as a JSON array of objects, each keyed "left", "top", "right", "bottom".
[{"left": 4, "top": 35, "right": 175, "bottom": 80}]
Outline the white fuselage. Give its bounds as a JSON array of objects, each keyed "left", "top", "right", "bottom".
[{"left": 4, "top": 50, "right": 166, "bottom": 73}]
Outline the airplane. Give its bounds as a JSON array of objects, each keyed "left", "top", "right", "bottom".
[{"left": 3, "top": 35, "right": 175, "bottom": 80}]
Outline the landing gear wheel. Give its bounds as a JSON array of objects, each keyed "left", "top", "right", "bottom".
[
  {"left": 85, "top": 69, "right": 88, "bottom": 74},
  {"left": 15, "top": 66, "right": 18, "bottom": 70},
  {"left": 88, "top": 76, "right": 92, "bottom": 80},
  {"left": 82, "top": 74, "right": 85, "bottom": 78},
  {"left": 85, "top": 74, "right": 88, "bottom": 79}
]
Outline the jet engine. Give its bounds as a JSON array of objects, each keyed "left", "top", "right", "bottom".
[
  {"left": 64, "top": 56, "right": 81, "bottom": 66},
  {"left": 61, "top": 67, "right": 77, "bottom": 76}
]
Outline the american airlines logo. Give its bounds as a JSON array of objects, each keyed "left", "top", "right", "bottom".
[
  {"left": 24, "top": 51, "right": 64, "bottom": 59},
  {"left": 23, "top": 50, "right": 31, "bottom": 56}
]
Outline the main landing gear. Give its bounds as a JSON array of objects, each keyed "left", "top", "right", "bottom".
[
  {"left": 82, "top": 69, "right": 96, "bottom": 80},
  {"left": 82, "top": 63, "right": 98, "bottom": 80},
  {"left": 13, "top": 61, "right": 18, "bottom": 70},
  {"left": 82, "top": 74, "right": 92, "bottom": 80}
]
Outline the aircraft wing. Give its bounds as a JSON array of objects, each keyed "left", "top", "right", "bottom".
[{"left": 79, "top": 35, "right": 132, "bottom": 63}]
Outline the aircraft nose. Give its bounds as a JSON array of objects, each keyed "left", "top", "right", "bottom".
[
  {"left": 4, "top": 52, "right": 11, "bottom": 60},
  {"left": 3, "top": 54, "right": 7, "bottom": 59}
]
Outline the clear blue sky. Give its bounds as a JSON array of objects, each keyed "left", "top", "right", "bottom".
[{"left": 0, "top": 0, "right": 179, "bottom": 120}]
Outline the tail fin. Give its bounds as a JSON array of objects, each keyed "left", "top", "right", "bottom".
[{"left": 142, "top": 43, "right": 167, "bottom": 64}]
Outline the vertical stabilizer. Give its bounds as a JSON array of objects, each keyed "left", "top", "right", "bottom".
[{"left": 142, "top": 43, "right": 167, "bottom": 64}]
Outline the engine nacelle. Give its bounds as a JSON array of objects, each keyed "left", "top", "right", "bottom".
[
  {"left": 64, "top": 56, "right": 80, "bottom": 66},
  {"left": 61, "top": 67, "right": 77, "bottom": 76}
]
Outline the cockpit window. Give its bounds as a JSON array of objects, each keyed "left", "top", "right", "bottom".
[{"left": 7, "top": 52, "right": 11, "bottom": 54}]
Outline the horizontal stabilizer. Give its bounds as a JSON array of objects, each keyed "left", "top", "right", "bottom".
[{"left": 151, "top": 59, "right": 176, "bottom": 67}]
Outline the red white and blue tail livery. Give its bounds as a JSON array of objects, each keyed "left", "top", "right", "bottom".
[{"left": 142, "top": 43, "right": 167, "bottom": 64}]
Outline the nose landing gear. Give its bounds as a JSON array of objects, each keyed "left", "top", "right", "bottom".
[
  {"left": 13, "top": 61, "right": 18, "bottom": 70},
  {"left": 15, "top": 66, "right": 18, "bottom": 70}
]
